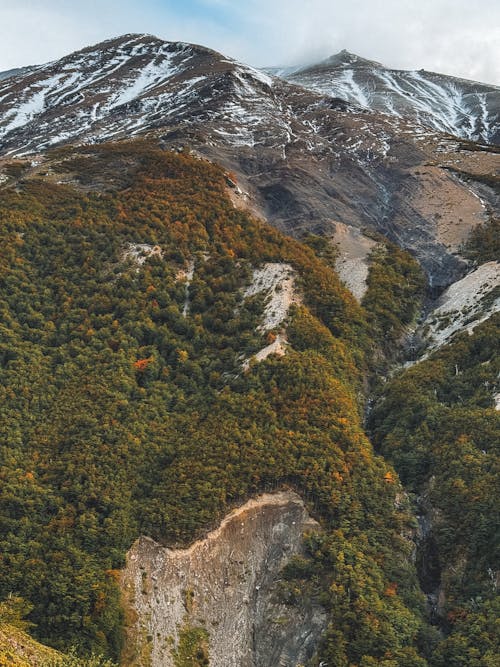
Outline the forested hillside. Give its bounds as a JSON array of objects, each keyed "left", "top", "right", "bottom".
[
  {"left": 370, "top": 315, "right": 500, "bottom": 666},
  {"left": 0, "top": 142, "right": 418, "bottom": 663},
  {"left": 0, "top": 141, "right": 497, "bottom": 666}
]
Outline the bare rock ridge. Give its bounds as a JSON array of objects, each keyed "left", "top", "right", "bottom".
[
  {"left": 0, "top": 33, "right": 498, "bottom": 292},
  {"left": 121, "top": 491, "right": 326, "bottom": 667}
]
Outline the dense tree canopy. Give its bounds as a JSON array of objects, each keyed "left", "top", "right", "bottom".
[{"left": 0, "top": 140, "right": 496, "bottom": 666}]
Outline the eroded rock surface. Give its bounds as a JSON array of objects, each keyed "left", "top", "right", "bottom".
[
  {"left": 420, "top": 261, "right": 500, "bottom": 353},
  {"left": 121, "top": 491, "right": 325, "bottom": 667},
  {"left": 333, "top": 222, "right": 377, "bottom": 301}
]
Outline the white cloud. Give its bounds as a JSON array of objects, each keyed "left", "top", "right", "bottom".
[
  {"left": 221, "top": 0, "right": 500, "bottom": 84},
  {"left": 0, "top": 0, "right": 498, "bottom": 85},
  {"left": 0, "top": 0, "right": 246, "bottom": 73}
]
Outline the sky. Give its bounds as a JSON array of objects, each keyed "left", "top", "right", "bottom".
[{"left": 0, "top": 0, "right": 499, "bottom": 84}]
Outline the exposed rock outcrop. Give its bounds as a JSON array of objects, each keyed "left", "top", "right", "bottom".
[
  {"left": 121, "top": 491, "right": 325, "bottom": 667},
  {"left": 419, "top": 261, "right": 500, "bottom": 354},
  {"left": 241, "top": 263, "right": 300, "bottom": 368},
  {"left": 333, "top": 222, "right": 376, "bottom": 301}
]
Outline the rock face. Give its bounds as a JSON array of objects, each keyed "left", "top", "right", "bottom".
[
  {"left": 121, "top": 491, "right": 325, "bottom": 667},
  {"left": 419, "top": 261, "right": 500, "bottom": 354}
]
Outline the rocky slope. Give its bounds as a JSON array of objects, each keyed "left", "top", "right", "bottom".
[
  {"left": 419, "top": 261, "right": 500, "bottom": 354},
  {"left": 270, "top": 50, "right": 500, "bottom": 145},
  {"left": 1, "top": 34, "right": 498, "bottom": 290},
  {"left": 121, "top": 492, "right": 325, "bottom": 667}
]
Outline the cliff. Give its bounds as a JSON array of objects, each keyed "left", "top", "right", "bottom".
[{"left": 121, "top": 491, "right": 326, "bottom": 667}]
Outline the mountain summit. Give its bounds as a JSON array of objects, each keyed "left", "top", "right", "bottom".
[
  {"left": 0, "top": 33, "right": 278, "bottom": 155},
  {"left": 310, "top": 49, "right": 384, "bottom": 69},
  {"left": 270, "top": 51, "right": 500, "bottom": 144}
]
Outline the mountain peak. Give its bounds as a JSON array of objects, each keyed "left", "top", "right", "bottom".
[
  {"left": 0, "top": 32, "right": 276, "bottom": 156},
  {"left": 59, "top": 33, "right": 223, "bottom": 68},
  {"left": 316, "top": 50, "right": 383, "bottom": 69},
  {"left": 279, "top": 49, "right": 500, "bottom": 145},
  {"left": 331, "top": 48, "right": 361, "bottom": 62}
]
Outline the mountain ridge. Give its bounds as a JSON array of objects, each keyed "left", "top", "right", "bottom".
[
  {"left": 269, "top": 49, "right": 500, "bottom": 145},
  {"left": 0, "top": 33, "right": 498, "bottom": 293}
]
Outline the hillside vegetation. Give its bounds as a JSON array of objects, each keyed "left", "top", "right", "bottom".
[
  {"left": 370, "top": 316, "right": 500, "bottom": 666},
  {"left": 0, "top": 140, "right": 496, "bottom": 666}
]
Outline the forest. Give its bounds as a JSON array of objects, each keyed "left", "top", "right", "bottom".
[{"left": 0, "top": 140, "right": 497, "bottom": 666}]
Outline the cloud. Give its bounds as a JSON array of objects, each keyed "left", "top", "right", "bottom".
[
  {"left": 211, "top": 0, "right": 500, "bottom": 83},
  {"left": 0, "top": 0, "right": 498, "bottom": 84},
  {"left": 0, "top": 0, "right": 246, "bottom": 71}
]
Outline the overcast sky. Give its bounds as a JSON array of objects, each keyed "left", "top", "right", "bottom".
[{"left": 1, "top": 0, "right": 499, "bottom": 84}]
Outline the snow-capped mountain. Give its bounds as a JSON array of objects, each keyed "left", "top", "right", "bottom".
[
  {"left": 0, "top": 34, "right": 498, "bottom": 292},
  {"left": 0, "top": 33, "right": 285, "bottom": 155},
  {"left": 268, "top": 50, "right": 500, "bottom": 145}
]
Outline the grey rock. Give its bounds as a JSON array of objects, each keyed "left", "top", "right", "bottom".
[{"left": 121, "top": 491, "right": 326, "bottom": 667}]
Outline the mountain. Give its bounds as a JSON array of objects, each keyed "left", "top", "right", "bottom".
[
  {"left": 0, "top": 67, "right": 27, "bottom": 81},
  {"left": 269, "top": 49, "right": 500, "bottom": 145},
  {"left": 0, "top": 34, "right": 498, "bottom": 667},
  {"left": 1, "top": 34, "right": 498, "bottom": 293},
  {"left": 0, "top": 137, "right": 497, "bottom": 667},
  {"left": 0, "top": 139, "right": 432, "bottom": 666},
  {"left": 0, "top": 33, "right": 281, "bottom": 155}
]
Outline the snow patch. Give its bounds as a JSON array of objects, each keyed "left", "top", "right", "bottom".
[
  {"left": 0, "top": 88, "right": 47, "bottom": 137},
  {"left": 106, "top": 51, "right": 178, "bottom": 109}
]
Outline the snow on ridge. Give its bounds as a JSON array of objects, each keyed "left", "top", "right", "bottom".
[
  {"left": 287, "top": 63, "right": 499, "bottom": 145},
  {"left": 0, "top": 89, "right": 48, "bottom": 137},
  {"left": 106, "top": 51, "right": 179, "bottom": 110},
  {"left": 221, "top": 59, "right": 274, "bottom": 89},
  {"left": 0, "top": 35, "right": 280, "bottom": 153},
  {"left": 242, "top": 65, "right": 274, "bottom": 88},
  {"left": 0, "top": 38, "right": 195, "bottom": 142},
  {"left": 340, "top": 69, "right": 372, "bottom": 109}
]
